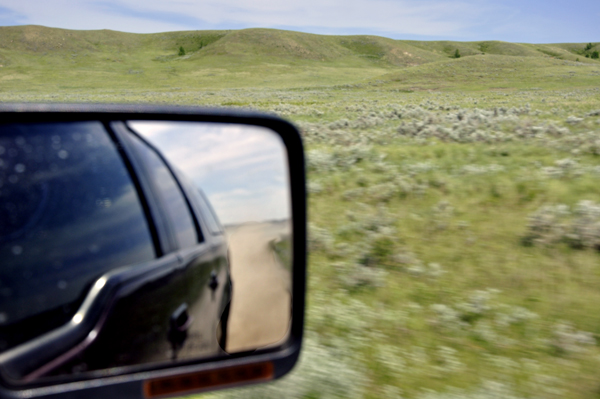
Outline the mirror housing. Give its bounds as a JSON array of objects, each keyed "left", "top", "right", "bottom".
[{"left": 0, "top": 104, "right": 306, "bottom": 399}]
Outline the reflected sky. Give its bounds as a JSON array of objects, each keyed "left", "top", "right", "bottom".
[{"left": 130, "top": 121, "right": 290, "bottom": 225}]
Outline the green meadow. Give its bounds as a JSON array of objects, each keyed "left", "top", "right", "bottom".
[{"left": 1, "top": 25, "right": 600, "bottom": 399}]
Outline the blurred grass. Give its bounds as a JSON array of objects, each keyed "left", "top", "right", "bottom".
[{"left": 270, "top": 235, "right": 292, "bottom": 271}]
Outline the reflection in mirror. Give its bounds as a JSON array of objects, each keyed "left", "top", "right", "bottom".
[
  {"left": 0, "top": 121, "right": 292, "bottom": 382},
  {"left": 131, "top": 121, "right": 292, "bottom": 354}
]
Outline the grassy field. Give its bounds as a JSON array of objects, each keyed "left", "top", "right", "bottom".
[{"left": 1, "top": 25, "right": 600, "bottom": 399}]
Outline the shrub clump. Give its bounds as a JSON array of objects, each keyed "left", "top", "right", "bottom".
[
  {"left": 522, "top": 200, "right": 600, "bottom": 249},
  {"left": 334, "top": 261, "right": 388, "bottom": 290},
  {"left": 308, "top": 223, "right": 335, "bottom": 253},
  {"left": 550, "top": 322, "right": 596, "bottom": 356}
]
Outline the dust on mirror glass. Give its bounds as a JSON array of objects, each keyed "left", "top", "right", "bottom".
[{"left": 0, "top": 120, "right": 292, "bottom": 382}]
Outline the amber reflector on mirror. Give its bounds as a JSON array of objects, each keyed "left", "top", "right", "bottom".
[{"left": 143, "top": 362, "right": 274, "bottom": 398}]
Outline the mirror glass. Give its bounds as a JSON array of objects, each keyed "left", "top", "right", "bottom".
[{"left": 0, "top": 120, "right": 292, "bottom": 382}]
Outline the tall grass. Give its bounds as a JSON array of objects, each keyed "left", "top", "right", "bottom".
[
  {"left": 201, "top": 87, "right": 600, "bottom": 399},
  {"left": 1, "top": 33, "right": 599, "bottom": 396}
]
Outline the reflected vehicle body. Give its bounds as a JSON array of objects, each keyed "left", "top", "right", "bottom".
[{"left": 0, "top": 120, "right": 232, "bottom": 382}]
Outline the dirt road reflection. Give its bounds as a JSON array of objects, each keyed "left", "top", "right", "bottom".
[{"left": 226, "top": 220, "right": 291, "bottom": 353}]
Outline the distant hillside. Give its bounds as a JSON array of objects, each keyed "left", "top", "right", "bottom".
[
  {"left": 382, "top": 53, "right": 600, "bottom": 91},
  {"left": 0, "top": 25, "right": 597, "bottom": 91}
]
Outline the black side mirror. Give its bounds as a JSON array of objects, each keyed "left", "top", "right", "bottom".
[{"left": 0, "top": 104, "right": 306, "bottom": 399}]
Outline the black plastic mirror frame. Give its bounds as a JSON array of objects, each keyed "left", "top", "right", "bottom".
[{"left": 0, "top": 103, "right": 306, "bottom": 399}]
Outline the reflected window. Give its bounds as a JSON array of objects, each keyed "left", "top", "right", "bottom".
[
  {"left": 176, "top": 171, "right": 222, "bottom": 236},
  {"left": 126, "top": 132, "right": 197, "bottom": 249},
  {"left": 195, "top": 189, "right": 224, "bottom": 235},
  {"left": 0, "top": 122, "right": 155, "bottom": 352}
]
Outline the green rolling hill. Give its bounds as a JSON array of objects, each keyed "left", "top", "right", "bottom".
[{"left": 0, "top": 25, "right": 598, "bottom": 92}]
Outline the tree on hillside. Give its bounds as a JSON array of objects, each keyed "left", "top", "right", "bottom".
[
  {"left": 178, "top": 46, "right": 186, "bottom": 56},
  {"left": 454, "top": 49, "right": 461, "bottom": 59},
  {"left": 592, "top": 51, "right": 599, "bottom": 59},
  {"left": 585, "top": 43, "right": 593, "bottom": 51}
]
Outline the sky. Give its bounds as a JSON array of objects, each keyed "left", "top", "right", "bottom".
[
  {"left": 0, "top": 0, "right": 598, "bottom": 43},
  {"left": 130, "top": 121, "right": 291, "bottom": 226}
]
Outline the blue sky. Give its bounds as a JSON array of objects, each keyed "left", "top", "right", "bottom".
[{"left": 0, "top": 0, "right": 598, "bottom": 43}]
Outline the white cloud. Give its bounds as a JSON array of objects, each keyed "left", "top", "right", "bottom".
[
  {"left": 187, "top": 0, "right": 478, "bottom": 36},
  {"left": 0, "top": 0, "right": 195, "bottom": 32},
  {"left": 0, "top": 0, "right": 495, "bottom": 37},
  {"left": 131, "top": 121, "right": 286, "bottom": 180},
  {"left": 132, "top": 121, "right": 290, "bottom": 225}
]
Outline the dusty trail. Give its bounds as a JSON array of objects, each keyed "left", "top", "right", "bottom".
[{"left": 225, "top": 221, "right": 291, "bottom": 353}]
